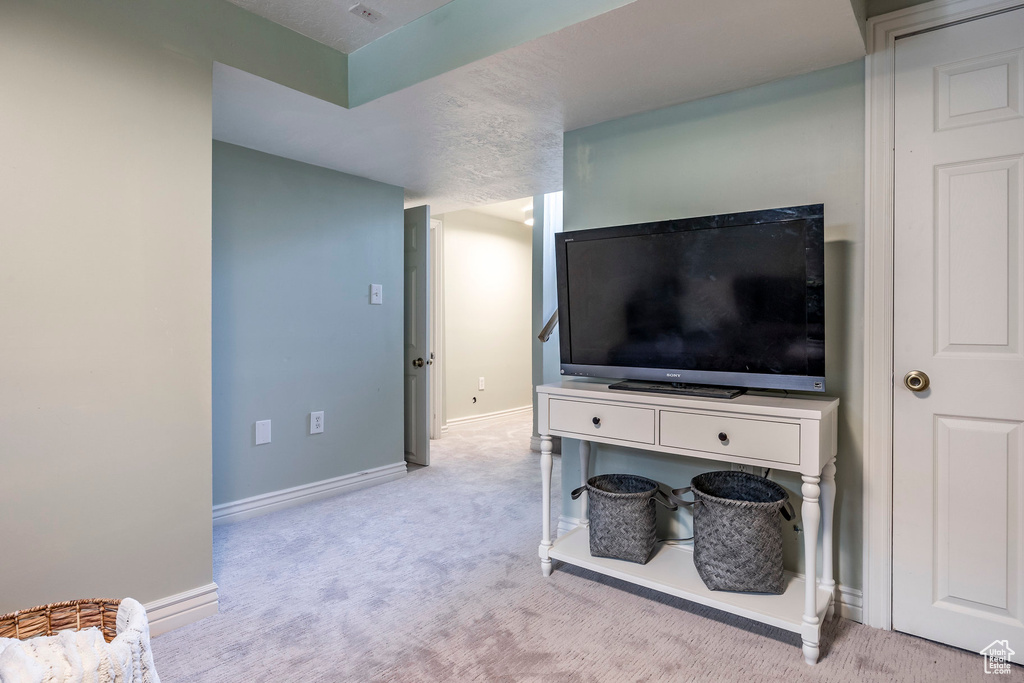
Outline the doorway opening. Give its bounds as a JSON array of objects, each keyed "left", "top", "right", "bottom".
[{"left": 430, "top": 197, "right": 539, "bottom": 441}]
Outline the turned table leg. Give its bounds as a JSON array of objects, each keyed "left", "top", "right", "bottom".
[
  {"left": 579, "top": 440, "right": 591, "bottom": 527},
  {"left": 539, "top": 435, "right": 553, "bottom": 577},
  {"left": 801, "top": 474, "right": 821, "bottom": 665},
  {"left": 820, "top": 457, "right": 837, "bottom": 621}
]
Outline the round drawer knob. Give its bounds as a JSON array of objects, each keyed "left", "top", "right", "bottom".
[
  {"left": 592, "top": 417, "right": 601, "bottom": 426},
  {"left": 718, "top": 432, "right": 728, "bottom": 443}
]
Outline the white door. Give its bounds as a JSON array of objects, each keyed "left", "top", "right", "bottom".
[
  {"left": 892, "top": 7, "right": 1024, "bottom": 652},
  {"left": 404, "top": 206, "right": 431, "bottom": 466}
]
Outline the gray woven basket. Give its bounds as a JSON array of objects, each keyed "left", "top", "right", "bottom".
[
  {"left": 572, "top": 474, "right": 677, "bottom": 564},
  {"left": 674, "top": 471, "right": 795, "bottom": 594}
]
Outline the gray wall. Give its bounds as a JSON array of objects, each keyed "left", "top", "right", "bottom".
[
  {"left": 865, "top": 0, "right": 932, "bottom": 18},
  {"left": 440, "top": 210, "right": 533, "bottom": 422},
  {"left": 0, "top": 3, "right": 213, "bottom": 612},
  {"left": 213, "top": 142, "right": 405, "bottom": 505},
  {"left": 559, "top": 60, "right": 865, "bottom": 590}
]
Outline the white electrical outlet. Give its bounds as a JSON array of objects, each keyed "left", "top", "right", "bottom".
[
  {"left": 370, "top": 284, "right": 382, "bottom": 305},
  {"left": 255, "top": 419, "right": 272, "bottom": 445},
  {"left": 478, "top": 377, "right": 485, "bottom": 390},
  {"left": 310, "top": 411, "right": 324, "bottom": 434}
]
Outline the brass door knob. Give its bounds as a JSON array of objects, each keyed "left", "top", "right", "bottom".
[
  {"left": 412, "top": 358, "right": 425, "bottom": 368},
  {"left": 903, "top": 370, "right": 930, "bottom": 392}
]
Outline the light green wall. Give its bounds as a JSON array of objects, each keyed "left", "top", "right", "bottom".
[
  {"left": 560, "top": 60, "right": 866, "bottom": 590},
  {"left": 0, "top": 3, "right": 213, "bottom": 611},
  {"left": 348, "top": 0, "right": 635, "bottom": 106},
  {"left": 441, "top": 211, "right": 533, "bottom": 422},
  {"left": 212, "top": 142, "right": 405, "bottom": 505}
]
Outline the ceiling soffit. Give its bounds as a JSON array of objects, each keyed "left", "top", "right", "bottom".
[{"left": 214, "top": 0, "right": 866, "bottom": 213}]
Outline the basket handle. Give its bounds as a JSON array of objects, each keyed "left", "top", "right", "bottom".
[
  {"left": 781, "top": 500, "right": 795, "bottom": 521},
  {"left": 671, "top": 487, "right": 696, "bottom": 508},
  {"left": 571, "top": 485, "right": 679, "bottom": 511},
  {"left": 654, "top": 489, "right": 678, "bottom": 511}
]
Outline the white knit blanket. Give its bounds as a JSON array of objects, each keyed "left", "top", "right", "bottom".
[{"left": 0, "top": 599, "right": 160, "bottom": 683}]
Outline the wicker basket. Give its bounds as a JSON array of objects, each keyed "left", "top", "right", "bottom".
[
  {"left": 0, "top": 599, "right": 121, "bottom": 644},
  {"left": 571, "top": 474, "right": 677, "bottom": 564},
  {"left": 675, "top": 471, "right": 794, "bottom": 593}
]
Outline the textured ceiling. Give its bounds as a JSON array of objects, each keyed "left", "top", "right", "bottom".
[
  {"left": 214, "top": 59, "right": 564, "bottom": 213},
  {"left": 224, "top": 0, "right": 455, "bottom": 53},
  {"left": 214, "top": 0, "right": 866, "bottom": 214}
]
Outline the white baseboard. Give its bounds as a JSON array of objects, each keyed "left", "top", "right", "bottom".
[
  {"left": 557, "top": 515, "right": 581, "bottom": 537},
  {"left": 213, "top": 462, "right": 407, "bottom": 525},
  {"left": 441, "top": 424, "right": 449, "bottom": 435},
  {"left": 530, "top": 435, "right": 563, "bottom": 454},
  {"left": 836, "top": 584, "right": 863, "bottom": 623},
  {"left": 145, "top": 582, "right": 219, "bottom": 637},
  {"left": 554, "top": 515, "right": 864, "bottom": 623},
  {"left": 446, "top": 405, "right": 532, "bottom": 427}
]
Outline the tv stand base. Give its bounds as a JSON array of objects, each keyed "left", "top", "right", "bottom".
[
  {"left": 536, "top": 380, "right": 840, "bottom": 665},
  {"left": 608, "top": 379, "right": 745, "bottom": 399}
]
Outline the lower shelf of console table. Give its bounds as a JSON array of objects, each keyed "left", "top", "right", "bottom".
[{"left": 550, "top": 525, "right": 834, "bottom": 636}]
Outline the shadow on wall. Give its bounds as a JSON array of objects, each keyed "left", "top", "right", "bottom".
[{"left": 775, "top": 237, "right": 860, "bottom": 578}]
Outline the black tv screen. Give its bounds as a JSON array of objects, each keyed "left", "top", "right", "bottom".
[{"left": 555, "top": 204, "right": 825, "bottom": 392}]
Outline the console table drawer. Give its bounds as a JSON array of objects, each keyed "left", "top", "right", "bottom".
[
  {"left": 660, "top": 411, "right": 800, "bottom": 465},
  {"left": 549, "top": 399, "right": 655, "bottom": 444}
]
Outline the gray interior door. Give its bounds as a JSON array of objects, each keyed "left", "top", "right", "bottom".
[{"left": 404, "top": 205, "right": 430, "bottom": 466}]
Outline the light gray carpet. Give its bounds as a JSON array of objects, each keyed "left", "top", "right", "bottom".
[{"left": 152, "top": 413, "right": 995, "bottom": 682}]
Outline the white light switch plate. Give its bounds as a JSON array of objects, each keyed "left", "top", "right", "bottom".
[
  {"left": 478, "top": 377, "right": 485, "bottom": 390},
  {"left": 370, "top": 284, "right": 383, "bottom": 305},
  {"left": 255, "top": 420, "right": 272, "bottom": 445},
  {"left": 310, "top": 411, "right": 324, "bottom": 434}
]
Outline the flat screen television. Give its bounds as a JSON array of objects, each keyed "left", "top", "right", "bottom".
[{"left": 555, "top": 204, "right": 825, "bottom": 393}]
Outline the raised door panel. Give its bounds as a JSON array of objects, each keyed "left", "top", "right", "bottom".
[
  {"left": 936, "top": 49, "right": 1023, "bottom": 130},
  {"left": 934, "top": 416, "right": 1022, "bottom": 623},
  {"left": 935, "top": 156, "right": 1021, "bottom": 356}
]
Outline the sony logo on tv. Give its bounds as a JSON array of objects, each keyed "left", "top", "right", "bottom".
[{"left": 665, "top": 373, "right": 681, "bottom": 378}]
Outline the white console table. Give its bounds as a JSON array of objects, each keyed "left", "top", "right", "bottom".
[{"left": 536, "top": 379, "right": 839, "bottom": 665}]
